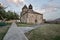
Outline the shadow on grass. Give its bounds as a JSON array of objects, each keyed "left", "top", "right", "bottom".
[{"left": 53, "top": 36, "right": 60, "bottom": 40}]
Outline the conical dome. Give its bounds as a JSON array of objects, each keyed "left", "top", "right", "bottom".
[
  {"left": 29, "top": 4, "right": 33, "bottom": 9},
  {"left": 22, "top": 5, "right": 27, "bottom": 9}
]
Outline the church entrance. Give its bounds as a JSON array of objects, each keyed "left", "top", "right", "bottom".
[{"left": 35, "top": 19, "right": 37, "bottom": 24}]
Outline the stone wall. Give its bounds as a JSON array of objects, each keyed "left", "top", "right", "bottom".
[
  {"left": 27, "top": 13, "right": 35, "bottom": 24},
  {"left": 20, "top": 13, "right": 28, "bottom": 23},
  {"left": 27, "top": 13, "right": 43, "bottom": 24}
]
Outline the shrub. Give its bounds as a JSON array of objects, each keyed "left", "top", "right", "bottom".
[{"left": 0, "top": 22, "right": 7, "bottom": 26}]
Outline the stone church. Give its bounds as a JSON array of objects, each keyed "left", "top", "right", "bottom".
[{"left": 20, "top": 4, "right": 44, "bottom": 24}]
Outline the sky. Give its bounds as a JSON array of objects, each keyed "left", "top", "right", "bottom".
[{"left": 0, "top": 0, "right": 60, "bottom": 20}]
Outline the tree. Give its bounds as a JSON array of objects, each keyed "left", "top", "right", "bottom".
[
  {"left": 13, "top": 12, "right": 19, "bottom": 20},
  {"left": 0, "top": 3, "right": 19, "bottom": 21},
  {"left": 0, "top": 3, "right": 7, "bottom": 22},
  {"left": 6, "top": 11, "right": 19, "bottom": 20}
]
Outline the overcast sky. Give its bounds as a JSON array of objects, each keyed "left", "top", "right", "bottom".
[{"left": 0, "top": 0, "right": 60, "bottom": 20}]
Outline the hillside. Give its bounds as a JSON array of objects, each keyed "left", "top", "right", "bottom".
[{"left": 46, "top": 18, "right": 60, "bottom": 23}]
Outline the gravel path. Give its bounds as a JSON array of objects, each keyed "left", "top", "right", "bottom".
[{"left": 3, "top": 22, "right": 28, "bottom": 40}]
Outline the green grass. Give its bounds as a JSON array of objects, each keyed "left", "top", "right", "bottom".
[
  {"left": 0, "top": 25, "right": 10, "bottom": 40},
  {"left": 6, "top": 23, "right": 12, "bottom": 25},
  {"left": 16, "top": 23, "right": 33, "bottom": 27},
  {"left": 25, "top": 24, "right": 60, "bottom": 40}
]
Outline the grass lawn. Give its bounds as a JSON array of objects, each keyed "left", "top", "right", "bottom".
[
  {"left": 25, "top": 24, "right": 60, "bottom": 40},
  {"left": 16, "top": 23, "right": 33, "bottom": 27},
  {"left": 0, "top": 23, "right": 11, "bottom": 40},
  {"left": 0, "top": 26, "right": 9, "bottom": 40}
]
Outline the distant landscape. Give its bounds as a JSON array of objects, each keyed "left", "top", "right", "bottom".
[{"left": 45, "top": 18, "right": 60, "bottom": 24}]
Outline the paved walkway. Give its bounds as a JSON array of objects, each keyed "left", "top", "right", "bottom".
[
  {"left": 3, "top": 22, "right": 28, "bottom": 40},
  {"left": 18, "top": 27, "right": 34, "bottom": 33},
  {"left": 3, "top": 22, "right": 42, "bottom": 40}
]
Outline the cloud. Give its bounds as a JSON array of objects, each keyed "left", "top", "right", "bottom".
[
  {"left": 7, "top": 0, "right": 25, "bottom": 6},
  {"left": 48, "top": 0, "right": 54, "bottom": 2},
  {"left": 42, "top": 0, "right": 60, "bottom": 13},
  {"left": 43, "top": 5, "right": 58, "bottom": 12},
  {"left": 34, "top": 0, "right": 60, "bottom": 14},
  {"left": 34, "top": 9, "right": 46, "bottom": 14}
]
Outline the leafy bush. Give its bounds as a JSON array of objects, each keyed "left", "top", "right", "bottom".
[{"left": 0, "top": 22, "right": 7, "bottom": 26}]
